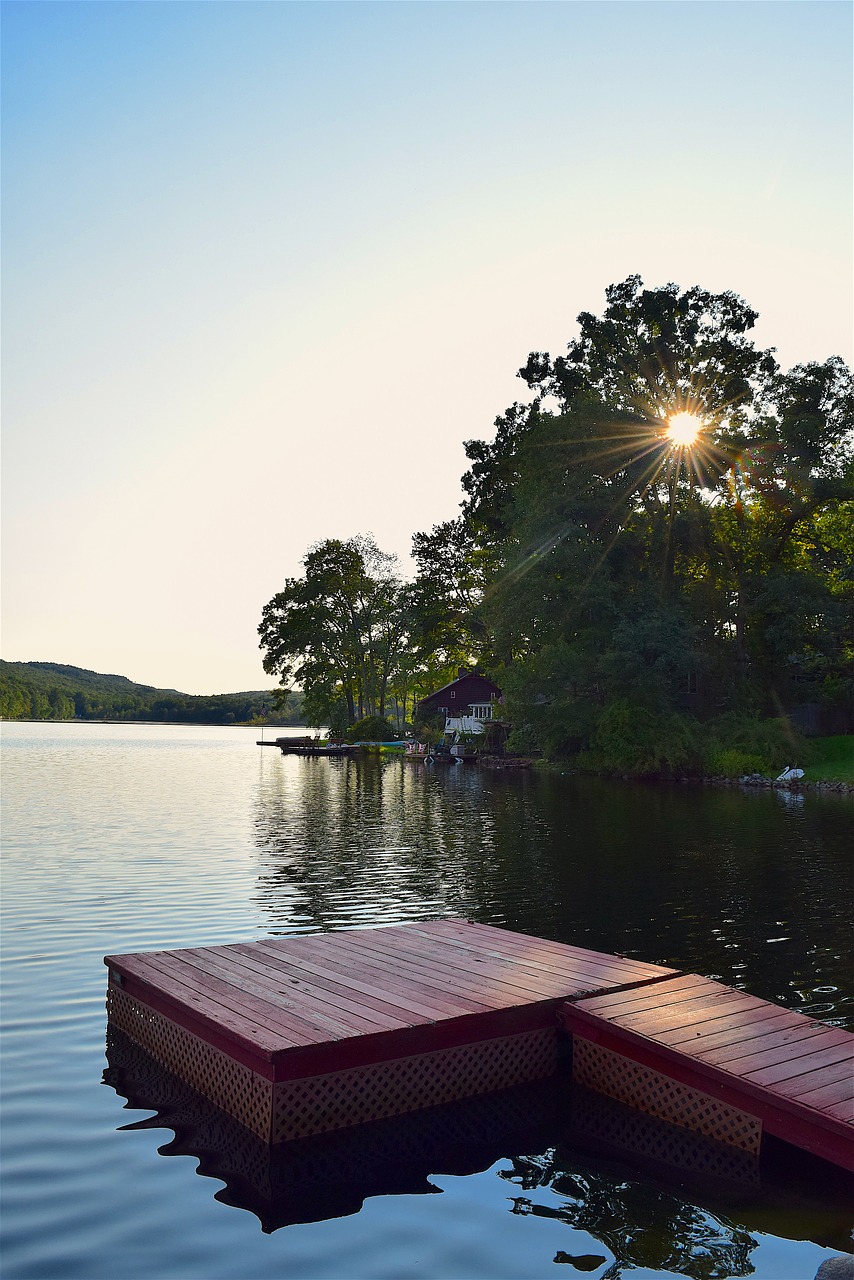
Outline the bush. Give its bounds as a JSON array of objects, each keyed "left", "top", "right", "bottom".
[
  {"left": 580, "top": 699, "right": 703, "bottom": 778},
  {"left": 344, "top": 715, "right": 397, "bottom": 742},
  {"left": 411, "top": 709, "right": 445, "bottom": 737},
  {"left": 500, "top": 644, "right": 599, "bottom": 760},
  {"left": 701, "top": 713, "right": 804, "bottom": 777},
  {"left": 505, "top": 722, "right": 542, "bottom": 757},
  {"left": 705, "top": 748, "right": 766, "bottom": 777},
  {"left": 802, "top": 735, "right": 854, "bottom": 783}
]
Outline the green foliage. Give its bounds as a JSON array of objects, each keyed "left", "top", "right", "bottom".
[
  {"left": 423, "top": 276, "right": 854, "bottom": 773},
  {"left": 408, "top": 518, "right": 496, "bottom": 670},
  {"left": 705, "top": 748, "right": 767, "bottom": 778},
  {"left": 603, "top": 603, "right": 698, "bottom": 707},
  {"left": 499, "top": 642, "right": 600, "bottom": 760},
  {"left": 412, "top": 708, "right": 445, "bottom": 732},
  {"left": 259, "top": 535, "right": 407, "bottom": 726},
  {"left": 579, "top": 699, "right": 703, "bottom": 778},
  {"left": 409, "top": 708, "right": 445, "bottom": 745},
  {"left": 0, "top": 661, "right": 300, "bottom": 726},
  {"left": 344, "top": 715, "right": 397, "bottom": 742},
  {"left": 802, "top": 735, "right": 854, "bottom": 783},
  {"left": 700, "top": 713, "right": 803, "bottom": 777},
  {"left": 515, "top": 276, "right": 777, "bottom": 424},
  {"left": 504, "top": 722, "right": 543, "bottom": 757}
]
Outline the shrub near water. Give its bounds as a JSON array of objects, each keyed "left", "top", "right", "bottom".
[
  {"left": 803, "top": 735, "right": 854, "bottom": 783},
  {"left": 579, "top": 700, "right": 703, "bottom": 779},
  {"left": 706, "top": 747, "right": 767, "bottom": 778},
  {"left": 701, "top": 713, "right": 804, "bottom": 778},
  {"left": 344, "top": 716, "right": 397, "bottom": 743},
  {"left": 575, "top": 705, "right": 810, "bottom": 780}
]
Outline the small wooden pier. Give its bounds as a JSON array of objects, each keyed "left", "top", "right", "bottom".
[
  {"left": 257, "top": 737, "right": 355, "bottom": 756},
  {"left": 104, "top": 921, "right": 853, "bottom": 1170}
]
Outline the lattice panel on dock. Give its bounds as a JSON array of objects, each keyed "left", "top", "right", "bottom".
[
  {"left": 108, "top": 986, "right": 558, "bottom": 1146},
  {"left": 107, "top": 986, "right": 273, "bottom": 1139},
  {"left": 105, "top": 1025, "right": 279, "bottom": 1201},
  {"left": 572, "top": 1036, "right": 762, "bottom": 1153},
  {"left": 271, "top": 1028, "right": 558, "bottom": 1143}
]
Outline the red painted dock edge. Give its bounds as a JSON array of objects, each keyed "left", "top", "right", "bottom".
[
  {"left": 104, "top": 920, "right": 676, "bottom": 1143},
  {"left": 560, "top": 975, "right": 854, "bottom": 1172}
]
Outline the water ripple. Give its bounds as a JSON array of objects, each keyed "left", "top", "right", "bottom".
[{"left": 2, "top": 723, "right": 852, "bottom": 1279}]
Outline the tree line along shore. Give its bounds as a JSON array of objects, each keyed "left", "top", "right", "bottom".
[
  {"left": 1, "top": 662, "right": 850, "bottom": 785},
  {"left": 0, "top": 661, "right": 302, "bottom": 727}
]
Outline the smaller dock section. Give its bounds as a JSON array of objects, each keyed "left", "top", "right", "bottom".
[
  {"left": 257, "top": 736, "right": 355, "bottom": 756},
  {"left": 561, "top": 974, "right": 853, "bottom": 1172},
  {"left": 105, "top": 920, "right": 675, "bottom": 1144}
]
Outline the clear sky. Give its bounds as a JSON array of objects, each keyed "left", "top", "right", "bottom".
[{"left": 2, "top": 0, "right": 851, "bottom": 695}]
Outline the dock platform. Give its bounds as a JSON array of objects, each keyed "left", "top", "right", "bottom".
[
  {"left": 256, "top": 737, "right": 355, "bottom": 756},
  {"left": 105, "top": 921, "right": 673, "bottom": 1144},
  {"left": 105, "top": 921, "right": 853, "bottom": 1169}
]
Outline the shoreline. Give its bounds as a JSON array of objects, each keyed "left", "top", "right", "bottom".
[
  {"left": 4, "top": 721, "right": 852, "bottom": 791},
  {"left": 480, "top": 756, "right": 854, "bottom": 792},
  {"left": 1, "top": 717, "right": 310, "bottom": 729}
]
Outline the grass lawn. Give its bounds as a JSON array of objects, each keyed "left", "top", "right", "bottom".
[{"left": 802, "top": 735, "right": 854, "bottom": 783}]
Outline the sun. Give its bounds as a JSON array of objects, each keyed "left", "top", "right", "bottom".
[{"left": 666, "top": 411, "right": 702, "bottom": 447}]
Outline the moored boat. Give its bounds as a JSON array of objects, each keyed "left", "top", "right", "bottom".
[{"left": 257, "top": 736, "right": 356, "bottom": 757}]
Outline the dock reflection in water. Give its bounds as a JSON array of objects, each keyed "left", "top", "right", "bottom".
[{"left": 103, "top": 1025, "right": 853, "bottom": 1270}]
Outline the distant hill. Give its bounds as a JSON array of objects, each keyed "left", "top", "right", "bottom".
[{"left": 0, "top": 661, "right": 302, "bottom": 725}]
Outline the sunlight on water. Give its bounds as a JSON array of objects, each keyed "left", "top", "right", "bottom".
[{"left": 1, "top": 723, "right": 851, "bottom": 1279}]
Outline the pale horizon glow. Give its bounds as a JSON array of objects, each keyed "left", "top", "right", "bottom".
[{"left": 2, "top": 1, "right": 851, "bottom": 694}]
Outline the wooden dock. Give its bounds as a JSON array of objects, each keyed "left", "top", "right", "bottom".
[
  {"left": 104, "top": 920, "right": 853, "bottom": 1169},
  {"left": 561, "top": 973, "right": 854, "bottom": 1170},
  {"left": 257, "top": 737, "right": 355, "bottom": 756},
  {"left": 104, "top": 921, "right": 674, "bottom": 1144}
]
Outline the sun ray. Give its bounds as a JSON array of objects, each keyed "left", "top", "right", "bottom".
[{"left": 488, "top": 394, "right": 749, "bottom": 601}]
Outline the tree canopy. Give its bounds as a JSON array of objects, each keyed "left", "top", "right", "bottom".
[
  {"left": 259, "top": 277, "right": 853, "bottom": 770},
  {"left": 456, "top": 278, "right": 853, "bottom": 766},
  {"left": 258, "top": 536, "right": 410, "bottom": 730}
]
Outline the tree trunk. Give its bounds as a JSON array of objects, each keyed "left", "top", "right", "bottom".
[{"left": 734, "top": 581, "right": 749, "bottom": 680}]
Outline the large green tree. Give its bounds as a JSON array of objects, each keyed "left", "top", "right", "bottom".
[
  {"left": 258, "top": 536, "right": 407, "bottom": 726},
  {"left": 420, "top": 277, "right": 853, "bottom": 764},
  {"left": 407, "top": 517, "right": 497, "bottom": 672}
]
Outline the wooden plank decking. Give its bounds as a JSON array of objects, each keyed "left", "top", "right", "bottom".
[
  {"left": 105, "top": 920, "right": 675, "bottom": 1082},
  {"left": 561, "top": 974, "right": 854, "bottom": 1171},
  {"left": 104, "top": 921, "right": 677, "bottom": 1144},
  {"left": 104, "top": 922, "right": 853, "bottom": 1167}
]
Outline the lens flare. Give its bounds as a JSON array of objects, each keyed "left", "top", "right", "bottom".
[{"left": 667, "top": 411, "right": 702, "bottom": 447}]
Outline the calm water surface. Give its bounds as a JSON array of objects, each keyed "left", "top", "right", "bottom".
[{"left": 2, "top": 722, "right": 852, "bottom": 1279}]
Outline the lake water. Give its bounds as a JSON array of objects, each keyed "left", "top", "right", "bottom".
[{"left": 1, "top": 721, "right": 851, "bottom": 1279}]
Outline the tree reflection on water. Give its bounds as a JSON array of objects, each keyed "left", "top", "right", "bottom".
[
  {"left": 252, "top": 755, "right": 854, "bottom": 1025},
  {"left": 502, "top": 1152, "right": 756, "bottom": 1278}
]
